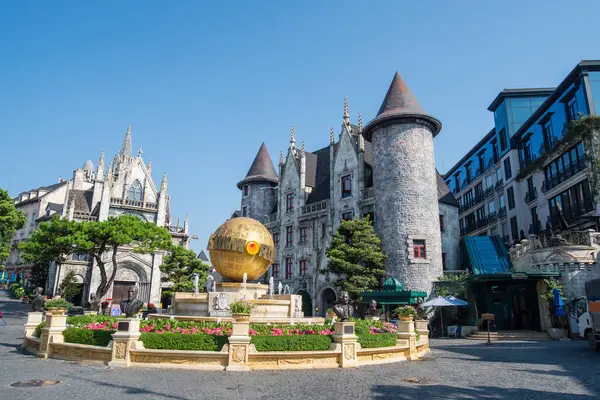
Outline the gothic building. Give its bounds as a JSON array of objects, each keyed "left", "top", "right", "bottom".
[
  {"left": 236, "top": 73, "right": 460, "bottom": 316},
  {"left": 6, "top": 126, "right": 190, "bottom": 306}
]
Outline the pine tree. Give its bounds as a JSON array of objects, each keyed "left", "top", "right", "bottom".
[
  {"left": 160, "top": 245, "right": 210, "bottom": 295},
  {"left": 58, "top": 270, "right": 81, "bottom": 301},
  {"left": 322, "top": 216, "right": 386, "bottom": 302}
]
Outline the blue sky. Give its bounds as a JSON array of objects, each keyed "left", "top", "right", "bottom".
[{"left": 1, "top": 1, "right": 599, "bottom": 253}]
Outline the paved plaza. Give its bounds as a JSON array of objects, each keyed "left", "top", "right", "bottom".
[{"left": 0, "top": 292, "right": 599, "bottom": 400}]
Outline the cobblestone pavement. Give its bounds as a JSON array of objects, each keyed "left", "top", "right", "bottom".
[{"left": 1, "top": 291, "right": 599, "bottom": 399}]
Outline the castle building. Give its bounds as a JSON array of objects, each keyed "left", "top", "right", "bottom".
[
  {"left": 5, "top": 126, "right": 190, "bottom": 306},
  {"left": 236, "top": 73, "right": 460, "bottom": 316}
]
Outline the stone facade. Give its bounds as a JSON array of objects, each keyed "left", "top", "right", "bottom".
[
  {"left": 236, "top": 74, "right": 460, "bottom": 316},
  {"left": 5, "top": 126, "right": 190, "bottom": 306}
]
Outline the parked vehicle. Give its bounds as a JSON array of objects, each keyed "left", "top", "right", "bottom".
[
  {"left": 584, "top": 278, "right": 600, "bottom": 350},
  {"left": 569, "top": 297, "right": 591, "bottom": 339}
]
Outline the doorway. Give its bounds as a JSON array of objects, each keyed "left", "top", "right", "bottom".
[
  {"left": 321, "top": 288, "right": 337, "bottom": 316},
  {"left": 112, "top": 281, "right": 135, "bottom": 303}
]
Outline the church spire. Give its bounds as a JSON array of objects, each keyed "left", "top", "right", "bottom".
[
  {"left": 107, "top": 162, "right": 113, "bottom": 181},
  {"left": 330, "top": 127, "right": 335, "bottom": 144},
  {"left": 120, "top": 125, "right": 132, "bottom": 156},
  {"left": 343, "top": 97, "right": 350, "bottom": 125},
  {"left": 279, "top": 150, "right": 283, "bottom": 166},
  {"left": 290, "top": 124, "right": 296, "bottom": 147},
  {"left": 358, "top": 113, "right": 363, "bottom": 132},
  {"left": 300, "top": 140, "right": 305, "bottom": 157},
  {"left": 160, "top": 172, "right": 168, "bottom": 192},
  {"left": 96, "top": 150, "right": 105, "bottom": 180}
]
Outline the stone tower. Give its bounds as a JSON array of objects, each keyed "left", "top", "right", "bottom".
[
  {"left": 363, "top": 72, "right": 443, "bottom": 294},
  {"left": 238, "top": 143, "right": 279, "bottom": 221}
]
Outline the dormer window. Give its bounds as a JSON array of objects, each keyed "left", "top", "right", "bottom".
[
  {"left": 242, "top": 186, "right": 249, "bottom": 197},
  {"left": 341, "top": 175, "right": 352, "bottom": 198}
]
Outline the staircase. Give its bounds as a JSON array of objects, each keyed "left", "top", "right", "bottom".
[{"left": 466, "top": 330, "right": 550, "bottom": 341}]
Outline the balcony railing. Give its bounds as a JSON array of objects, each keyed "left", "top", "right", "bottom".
[
  {"left": 361, "top": 187, "right": 375, "bottom": 201},
  {"left": 301, "top": 200, "right": 329, "bottom": 215},
  {"left": 73, "top": 211, "right": 98, "bottom": 221},
  {"left": 530, "top": 230, "right": 592, "bottom": 250},
  {"left": 498, "top": 207, "right": 507, "bottom": 219},
  {"left": 459, "top": 193, "right": 486, "bottom": 215},
  {"left": 495, "top": 179, "right": 504, "bottom": 192},
  {"left": 264, "top": 213, "right": 278, "bottom": 223},
  {"left": 524, "top": 188, "right": 538, "bottom": 204},
  {"left": 487, "top": 211, "right": 497, "bottom": 223},
  {"left": 110, "top": 197, "right": 158, "bottom": 210},
  {"left": 541, "top": 158, "right": 587, "bottom": 193},
  {"left": 168, "top": 226, "right": 185, "bottom": 234},
  {"left": 484, "top": 186, "right": 494, "bottom": 199}
]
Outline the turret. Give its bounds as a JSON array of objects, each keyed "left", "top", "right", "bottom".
[
  {"left": 157, "top": 172, "right": 168, "bottom": 226},
  {"left": 362, "top": 72, "right": 443, "bottom": 294},
  {"left": 237, "top": 143, "right": 278, "bottom": 222}
]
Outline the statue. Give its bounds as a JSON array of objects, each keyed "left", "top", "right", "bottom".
[
  {"left": 366, "top": 299, "right": 379, "bottom": 317},
  {"left": 332, "top": 291, "right": 353, "bottom": 322},
  {"left": 415, "top": 297, "right": 427, "bottom": 320},
  {"left": 120, "top": 286, "right": 144, "bottom": 318},
  {"left": 206, "top": 275, "right": 215, "bottom": 293},
  {"left": 294, "top": 296, "right": 302, "bottom": 313},
  {"left": 31, "top": 287, "right": 44, "bottom": 312}
]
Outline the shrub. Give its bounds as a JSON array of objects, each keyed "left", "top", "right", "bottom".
[
  {"left": 250, "top": 323, "right": 333, "bottom": 336},
  {"left": 140, "top": 332, "right": 228, "bottom": 351},
  {"left": 251, "top": 335, "right": 332, "bottom": 351},
  {"left": 230, "top": 299, "right": 255, "bottom": 314},
  {"left": 393, "top": 306, "right": 416, "bottom": 319},
  {"left": 357, "top": 332, "right": 397, "bottom": 348},
  {"left": 34, "top": 321, "right": 46, "bottom": 338},
  {"left": 45, "top": 298, "right": 72, "bottom": 310},
  {"left": 67, "top": 315, "right": 120, "bottom": 327},
  {"left": 63, "top": 327, "right": 114, "bottom": 347}
]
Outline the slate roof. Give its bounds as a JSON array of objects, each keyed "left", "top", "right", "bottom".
[
  {"left": 69, "top": 189, "right": 93, "bottom": 212},
  {"left": 231, "top": 210, "right": 242, "bottom": 219},
  {"left": 237, "top": 143, "right": 278, "bottom": 189},
  {"left": 197, "top": 250, "right": 210, "bottom": 262}
]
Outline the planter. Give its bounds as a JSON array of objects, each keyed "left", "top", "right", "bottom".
[
  {"left": 46, "top": 308, "right": 67, "bottom": 316},
  {"left": 399, "top": 316, "right": 414, "bottom": 322},
  {"left": 548, "top": 328, "right": 566, "bottom": 340},
  {"left": 232, "top": 313, "right": 250, "bottom": 322},
  {"left": 22, "top": 298, "right": 30, "bottom": 304}
]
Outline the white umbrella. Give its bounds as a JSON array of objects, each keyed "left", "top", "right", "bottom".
[
  {"left": 423, "top": 296, "right": 469, "bottom": 337},
  {"left": 447, "top": 296, "right": 469, "bottom": 306}
]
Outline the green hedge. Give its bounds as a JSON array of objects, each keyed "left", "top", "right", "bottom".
[
  {"left": 251, "top": 335, "right": 332, "bottom": 352},
  {"left": 140, "top": 332, "right": 228, "bottom": 351},
  {"left": 357, "top": 333, "right": 397, "bottom": 349},
  {"left": 34, "top": 321, "right": 46, "bottom": 338},
  {"left": 63, "top": 327, "right": 115, "bottom": 347}
]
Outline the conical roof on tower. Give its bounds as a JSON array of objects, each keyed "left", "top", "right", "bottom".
[
  {"left": 120, "top": 125, "right": 132, "bottom": 155},
  {"left": 363, "top": 72, "right": 441, "bottom": 141},
  {"left": 237, "top": 142, "right": 278, "bottom": 189}
]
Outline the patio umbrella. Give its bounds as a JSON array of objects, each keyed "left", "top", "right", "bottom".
[
  {"left": 447, "top": 296, "right": 469, "bottom": 306},
  {"left": 423, "top": 296, "right": 457, "bottom": 337}
]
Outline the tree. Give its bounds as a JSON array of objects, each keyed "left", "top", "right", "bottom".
[
  {"left": 322, "top": 216, "right": 386, "bottom": 302},
  {"left": 160, "top": 245, "right": 210, "bottom": 297},
  {"left": 58, "top": 270, "right": 81, "bottom": 301},
  {"left": 21, "top": 215, "right": 172, "bottom": 309},
  {"left": 0, "top": 188, "right": 27, "bottom": 269}
]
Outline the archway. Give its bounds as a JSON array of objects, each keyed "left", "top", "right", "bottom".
[
  {"left": 111, "top": 262, "right": 150, "bottom": 303},
  {"left": 320, "top": 287, "right": 337, "bottom": 316},
  {"left": 296, "top": 290, "right": 313, "bottom": 317}
]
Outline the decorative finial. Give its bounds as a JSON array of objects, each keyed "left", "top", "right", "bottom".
[
  {"left": 343, "top": 97, "right": 350, "bottom": 124},
  {"left": 279, "top": 150, "right": 284, "bottom": 165},
  {"left": 301, "top": 140, "right": 305, "bottom": 156},
  {"left": 330, "top": 127, "right": 335, "bottom": 144},
  {"left": 138, "top": 148, "right": 143, "bottom": 157},
  {"left": 99, "top": 149, "right": 105, "bottom": 163},
  {"left": 358, "top": 113, "right": 363, "bottom": 132},
  {"left": 290, "top": 124, "right": 296, "bottom": 145}
]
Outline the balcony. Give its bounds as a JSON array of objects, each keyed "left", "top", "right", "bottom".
[
  {"left": 168, "top": 226, "right": 185, "bottom": 234},
  {"left": 541, "top": 158, "right": 587, "bottom": 194},
  {"left": 498, "top": 207, "right": 507, "bottom": 219},
  {"left": 495, "top": 179, "right": 504, "bottom": 192},
  {"left": 524, "top": 188, "right": 538, "bottom": 204},
  {"left": 73, "top": 211, "right": 98, "bottom": 221},
  {"left": 484, "top": 186, "right": 494, "bottom": 199},
  {"left": 110, "top": 197, "right": 158, "bottom": 211},
  {"left": 487, "top": 211, "right": 497, "bottom": 223},
  {"left": 361, "top": 187, "right": 375, "bottom": 201},
  {"left": 301, "top": 200, "right": 329, "bottom": 215},
  {"left": 531, "top": 230, "right": 592, "bottom": 250}
]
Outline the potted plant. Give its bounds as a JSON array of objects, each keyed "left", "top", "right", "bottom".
[
  {"left": 326, "top": 308, "right": 335, "bottom": 319},
  {"left": 45, "top": 298, "right": 73, "bottom": 315},
  {"left": 394, "top": 305, "right": 416, "bottom": 321},
  {"left": 230, "top": 299, "right": 255, "bottom": 322},
  {"left": 22, "top": 295, "right": 29, "bottom": 304}
]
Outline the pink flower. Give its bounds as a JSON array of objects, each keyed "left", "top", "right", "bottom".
[
  {"left": 155, "top": 329, "right": 165, "bottom": 334},
  {"left": 165, "top": 324, "right": 171, "bottom": 331},
  {"left": 248, "top": 329, "right": 257, "bottom": 336}
]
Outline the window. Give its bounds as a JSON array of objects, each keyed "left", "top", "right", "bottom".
[
  {"left": 507, "top": 186, "right": 515, "bottom": 210},
  {"left": 272, "top": 263, "right": 279, "bottom": 278},
  {"left": 465, "top": 163, "right": 472, "bottom": 183},
  {"left": 242, "top": 206, "right": 247, "bottom": 217},
  {"left": 299, "top": 227, "right": 308, "bottom": 244},
  {"left": 499, "top": 194, "right": 505, "bottom": 209},
  {"left": 488, "top": 200, "right": 495, "bottom": 214},
  {"left": 543, "top": 142, "right": 586, "bottom": 190},
  {"left": 273, "top": 233, "right": 279, "bottom": 248},
  {"left": 566, "top": 96, "right": 579, "bottom": 122},
  {"left": 242, "top": 186, "right": 249, "bottom": 197},
  {"left": 503, "top": 158, "right": 512, "bottom": 180},
  {"left": 527, "top": 177, "right": 535, "bottom": 194},
  {"left": 530, "top": 206, "right": 539, "bottom": 234},
  {"left": 285, "top": 226, "right": 293, "bottom": 247},
  {"left": 442, "top": 253, "right": 447, "bottom": 270},
  {"left": 499, "top": 128, "right": 507, "bottom": 151},
  {"left": 128, "top": 179, "right": 143, "bottom": 201},
  {"left": 439, "top": 215, "right": 444, "bottom": 232},
  {"left": 72, "top": 253, "right": 89, "bottom": 262},
  {"left": 299, "top": 260, "right": 307, "bottom": 276},
  {"left": 542, "top": 119, "right": 555, "bottom": 148},
  {"left": 285, "top": 193, "right": 294, "bottom": 213},
  {"left": 474, "top": 182, "right": 483, "bottom": 199},
  {"left": 413, "top": 240, "right": 426, "bottom": 259},
  {"left": 510, "top": 216, "right": 519, "bottom": 243},
  {"left": 478, "top": 153, "right": 485, "bottom": 174},
  {"left": 548, "top": 179, "right": 594, "bottom": 225},
  {"left": 342, "top": 211, "right": 353, "bottom": 221},
  {"left": 476, "top": 206, "right": 485, "bottom": 222},
  {"left": 485, "top": 175, "right": 493, "bottom": 190},
  {"left": 496, "top": 168, "right": 503, "bottom": 183},
  {"left": 341, "top": 175, "right": 352, "bottom": 198},
  {"left": 321, "top": 222, "right": 326, "bottom": 239},
  {"left": 285, "top": 258, "right": 293, "bottom": 279},
  {"left": 31, "top": 212, "right": 36, "bottom": 226}
]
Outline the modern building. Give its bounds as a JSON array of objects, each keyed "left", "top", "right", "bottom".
[
  {"left": 236, "top": 73, "right": 460, "bottom": 316},
  {"left": 444, "top": 60, "right": 600, "bottom": 331},
  {"left": 5, "top": 126, "right": 191, "bottom": 306}
]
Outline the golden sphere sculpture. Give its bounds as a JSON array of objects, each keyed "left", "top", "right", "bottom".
[{"left": 207, "top": 217, "right": 276, "bottom": 282}]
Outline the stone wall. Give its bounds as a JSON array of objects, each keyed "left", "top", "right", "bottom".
[
  {"left": 242, "top": 181, "right": 277, "bottom": 222},
  {"left": 440, "top": 202, "right": 460, "bottom": 271},
  {"left": 372, "top": 122, "right": 443, "bottom": 293}
]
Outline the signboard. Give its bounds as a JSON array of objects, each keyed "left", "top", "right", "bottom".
[
  {"left": 511, "top": 272, "right": 529, "bottom": 280},
  {"left": 110, "top": 304, "right": 121, "bottom": 317},
  {"left": 482, "top": 313, "right": 495, "bottom": 321}
]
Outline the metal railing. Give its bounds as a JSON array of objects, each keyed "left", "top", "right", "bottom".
[
  {"left": 495, "top": 179, "right": 504, "bottom": 192},
  {"left": 498, "top": 207, "right": 507, "bottom": 219},
  {"left": 541, "top": 158, "right": 587, "bottom": 193},
  {"left": 524, "top": 188, "right": 538, "bottom": 204},
  {"left": 530, "top": 230, "right": 592, "bottom": 249},
  {"left": 361, "top": 187, "right": 375, "bottom": 200}
]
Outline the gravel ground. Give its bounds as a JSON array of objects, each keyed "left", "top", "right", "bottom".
[{"left": 0, "top": 290, "right": 599, "bottom": 399}]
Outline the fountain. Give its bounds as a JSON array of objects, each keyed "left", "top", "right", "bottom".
[
  {"left": 192, "top": 273, "right": 199, "bottom": 295},
  {"left": 165, "top": 217, "right": 316, "bottom": 323}
]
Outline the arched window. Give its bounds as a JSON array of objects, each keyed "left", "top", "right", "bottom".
[{"left": 128, "top": 180, "right": 143, "bottom": 201}]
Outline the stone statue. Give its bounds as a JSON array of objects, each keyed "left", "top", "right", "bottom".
[
  {"left": 120, "top": 286, "right": 144, "bottom": 318},
  {"left": 366, "top": 299, "right": 379, "bottom": 317},
  {"left": 294, "top": 296, "right": 302, "bottom": 313},
  {"left": 415, "top": 297, "right": 427, "bottom": 320},
  {"left": 278, "top": 282, "right": 283, "bottom": 295},
  {"left": 31, "top": 287, "right": 44, "bottom": 312},
  {"left": 206, "top": 275, "right": 214, "bottom": 293},
  {"left": 333, "top": 291, "right": 353, "bottom": 322}
]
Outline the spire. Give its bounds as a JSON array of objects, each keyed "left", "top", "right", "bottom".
[
  {"left": 96, "top": 150, "right": 105, "bottom": 180},
  {"left": 120, "top": 125, "right": 132, "bottom": 156},
  {"left": 237, "top": 143, "right": 279, "bottom": 189},
  {"left": 330, "top": 127, "right": 335, "bottom": 144},
  {"left": 358, "top": 114, "right": 363, "bottom": 132},
  {"left": 343, "top": 97, "right": 350, "bottom": 125},
  {"left": 290, "top": 125, "right": 296, "bottom": 146},
  {"left": 279, "top": 150, "right": 284, "bottom": 166},
  {"left": 300, "top": 140, "right": 305, "bottom": 157},
  {"left": 161, "top": 172, "right": 168, "bottom": 191},
  {"left": 364, "top": 72, "right": 441, "bottom": 140},
  {"left": 107, "top": 162, "right": 113, "bottom": 181}
]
